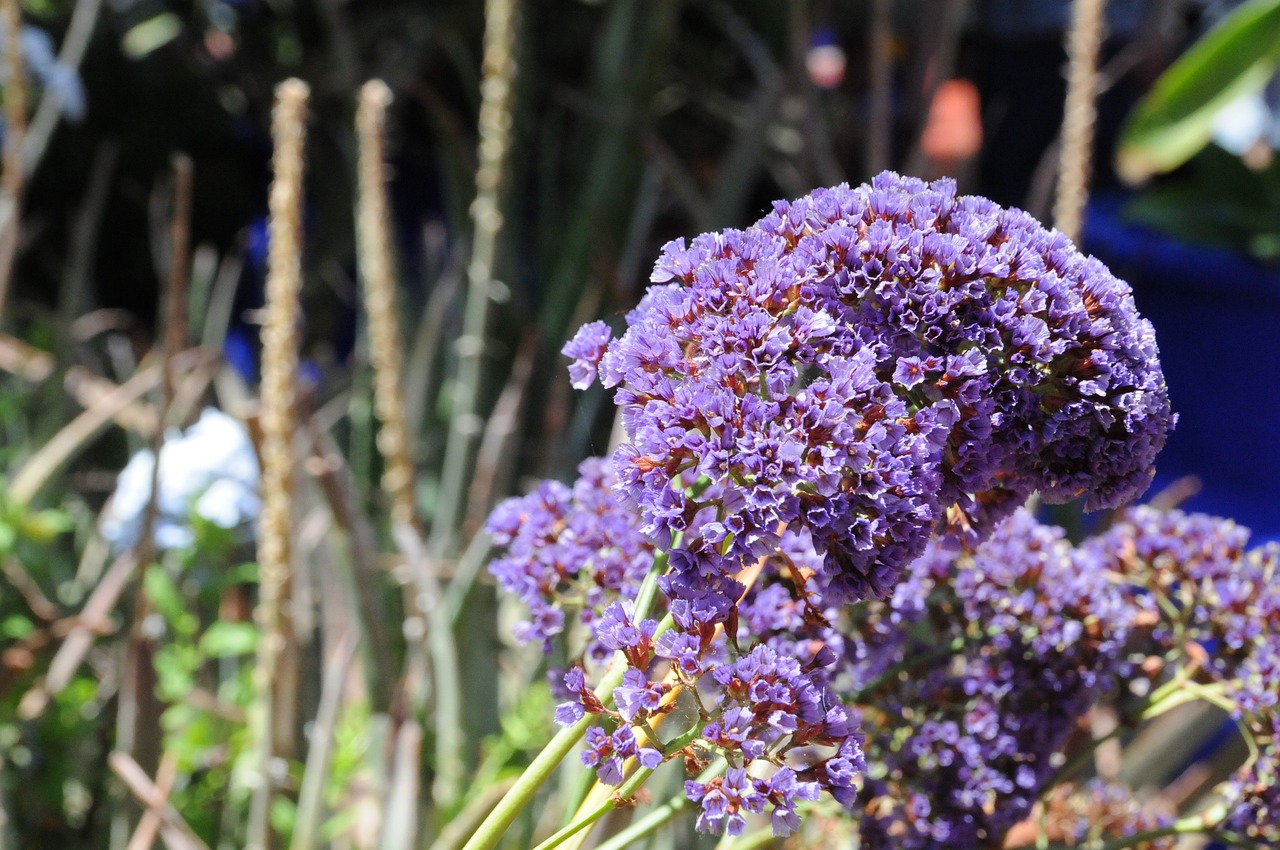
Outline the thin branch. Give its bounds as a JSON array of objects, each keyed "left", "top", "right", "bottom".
[
  {"left": 20, "top": 0, "right": 103, "bottom": 178},
  {"left": 108, "top": 752, "right": 210, "bottom": 850},
  {"left": 356, "top": 80, "right": 417, "bottom": 528}
]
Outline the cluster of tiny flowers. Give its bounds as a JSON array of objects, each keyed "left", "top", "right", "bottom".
[
  {"left": 564, "top": 172, "right": 1173, "bottom": 614},
  {"left": 1011, "top": 781, "right": 1177, "bottom": 850},
  {"left": 554, "top": 598, "right": 866, "bottom": 836},
  {"left": 1083, "top": 507, "right": 1280, "bottom": 715},
  {"left": 486, "top": 457, "right": 653, "bottom": 652},
  {"left": 512, "top": 460, "right": 865, "bottom": 836},
  {"left": 1222, "top": 715, "right": 1280, "bottom": 846},
  {"left": 501, "top": 176, "right": 1184, "bottom": 841},
  {"left": 848, "top": 510, "right": 1132, "bottom": 850}
]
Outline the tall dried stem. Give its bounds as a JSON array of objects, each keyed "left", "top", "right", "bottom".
[
  {"left": 356, "top": 80, "right": 416, "bottom": 528},
  {"left": 247, "top": 78, "right": 309, "bottom": 850},
  {"left": 356, "top": 78, "right": 467, "bottom": 806},
  {"left": 0, "top": 0, "right": 28, "bottom": 321},
  {"left": 1055, "top": 0, "right": 1106, "bottom": 241},
  {"left": 432, "top": 0, "right": 519, "bottom": 557}
]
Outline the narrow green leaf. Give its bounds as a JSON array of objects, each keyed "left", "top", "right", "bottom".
[
  {"left": 199, "top": 621, "right": 259, "bottom": 658},
  {"left": 1117, "top": 0, "right": 1280, "bottom": 182}
]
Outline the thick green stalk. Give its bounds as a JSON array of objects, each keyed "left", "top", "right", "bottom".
[
  {"left": 432, "top": 0, "right": 519, "bottom": 557},
  {"left": 458, "top": 669, "right": 621, "bottom": 850},
  {"left": 461, "top": 543, "right": 678, "bottom": 850},
  {"left": 532, "top": 766, "right": 656, "bottom": 850},
  {"left": 591, "top": 759, "right": 727, "bottom": 850}
]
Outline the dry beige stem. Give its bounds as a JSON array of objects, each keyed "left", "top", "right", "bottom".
[
  {"left": 1055, "top": 0, "right": 1106, "bottom": 241},
  {"left": 247, "top": 77, "right": 309, "bottom": 850},
  {"left": 356, "top": 79, "right": 417, "bottom": 527}
]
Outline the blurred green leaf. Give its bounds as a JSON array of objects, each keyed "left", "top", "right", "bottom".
[
  {"left": 2, "top": 614, "right": 34, "bottom": 640},
  {"left": 199, "top": 621, "right": 258, "bottom": 658},
  {"left": 1121, "top": 144, "right": 1280, "bottom": 260},
  {"left": 144, "top": 568, "right": 188, "bottom": 627},
  {"left": 1117, "top": 0, "right": 1280, "bottom": 182},
  {"left": 18, "top": 509, "right": 73, "bottom": 544},
  {"left": 121, "top": 13, "right": 183, "bottom": 59}
]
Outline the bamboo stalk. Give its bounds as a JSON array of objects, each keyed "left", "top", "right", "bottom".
[
  {"left": 431, "top": 0, "right": 519, "bottom": 557},
  {"left": 1055, "top": 0, "right": 1107, "bottom": 241},
  {"left": 247, "top": 78, "right": 309, "bottom": 850}
]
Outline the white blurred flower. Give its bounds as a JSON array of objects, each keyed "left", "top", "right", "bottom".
[
  {"left": 101, "top": 408, "right": 260, "bottom": 551},
  {"left": 1212, "top": 91, "right": 1276, "bottom": 156}
]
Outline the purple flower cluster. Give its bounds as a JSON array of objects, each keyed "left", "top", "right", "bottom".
[
  {"left": 566, "top": 172, "right": 1173, "bottom": 612},
  {"left": 484, "top": 176, "right": 1197, "bottom": 842},
  {"left": 1084, "top": 507, "right": 1280, "bottom": 715},
  {"left": 1022, "top": 781, "right": 1176, "bottom": 850},
  {"left": 685, "top": 766, "right": 821, "bottom": 837},
  {"left": 486, "top": 457, "right": 653, "bottom": 652},
  {"left": 1223, "top": 715, "right": 1280, "bottom": 846},
  {"left": 554, "top": 596, "right": 864, "bottom": 835},
  {"left": 849, "top": 510, "right": 1132, "bottom": 850}
]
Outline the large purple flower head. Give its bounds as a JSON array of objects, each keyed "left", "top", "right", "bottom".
[{"left": 569, "top": 172, "right": 1173, "bottom": 607}]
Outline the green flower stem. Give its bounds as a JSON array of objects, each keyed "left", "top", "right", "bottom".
[
  {"left": 633, "top": 549, "right": 670, "bottom": 622},
  {"left": 1009, "top": 806, "right": 1228, "bottom": 850},
  {"left": 543, "top": 719, "right": 706, "bottom": 850},
  {"left": 717, "top": 826, "right": 780, "bottom": 850},
  {"left": 459, "top": 700, "right": 608, "bottom": 850},
  {"left": 462, "top": 545, "right": 677, "bottom": 850},
  {"left": 531, "top": 765, "right": 657, "bottom": 850},
  {"left": 591, "top": 796, "right": 690, "bottom": 850},
  {"left": 592, "top": 759, "right": 728, "bottom": 850}
]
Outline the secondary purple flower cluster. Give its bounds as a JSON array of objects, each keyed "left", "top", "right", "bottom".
[
  {"left": 566, "top": 172, "right": 1173, "bottom": 613},
  {"left": 489, "top": 457, "right": 865, "bottom": 835},
  {"left": 1026, "top": 781, "right": 1176, "bottom": 850},
  {"left": 486, "top": 457, "right": 653, "bottom": 653},
  {"left": 1083, "top": 507, "right": 1280, "bottom": 715},
  {"left": 1223, "top": 715, "right": 1280, "bottom": 846},
  {"left": 552, "top": 585, "right": 866, "bottom": 836},
  {"left": 848, "top": 510, "right": 1132, "bottom": 850}
]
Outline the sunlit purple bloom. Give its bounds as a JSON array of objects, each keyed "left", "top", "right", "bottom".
[
  {"left": 572, "top": 172, "right": 1173, "bottom": 615},
  {"left": 613, "top": 667, "right": 670, "bottom": 722},
  {"left": 562, "top": 320, "right": 613, "bottom": 390},
  {"left": 486, "top": 458, "right": 654, "bottom": 651}
]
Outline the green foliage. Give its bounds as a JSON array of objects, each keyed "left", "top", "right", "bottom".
[
  {"left": 1118, "top": 0, "right": 1280, "bottom": 181},
  {"left": 1122, "top": 145, "right": 1280, "bottom": 261}
]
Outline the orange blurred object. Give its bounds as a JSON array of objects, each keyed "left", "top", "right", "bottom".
[{"left": 920, "top": 78, "right": 983, "bottom": 164}]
